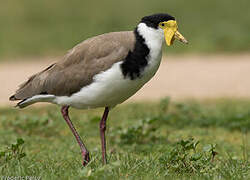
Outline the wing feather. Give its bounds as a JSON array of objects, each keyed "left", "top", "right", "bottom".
[{"left": 10, "top": 31, "right": 135, "bottom": 100}]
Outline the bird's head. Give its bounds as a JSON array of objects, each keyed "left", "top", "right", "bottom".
[{"left": 140, "top": 13, "right": 188, "bottom": 46}]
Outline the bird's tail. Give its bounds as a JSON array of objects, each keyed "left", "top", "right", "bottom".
[
  {"left": 9, "top": 63, "right": 56, "bottom": 108},
  {"left": 9, "top": 94, "right": 55, "bottom": 108}
]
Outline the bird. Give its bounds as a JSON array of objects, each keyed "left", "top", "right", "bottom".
[{"left": 9, "top": 13, "right": 188, "bottom": 166}]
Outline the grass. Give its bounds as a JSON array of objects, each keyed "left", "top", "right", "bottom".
[
  {"left": 0, "top": 98, "right": 249, "bottom": 179},
  {"left": 1, "top": 0, "right": 250, "bottom": 59}
]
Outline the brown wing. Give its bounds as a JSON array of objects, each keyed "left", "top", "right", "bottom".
[{"left": 10, "top": 31, "right": 135, "bottom": 100}]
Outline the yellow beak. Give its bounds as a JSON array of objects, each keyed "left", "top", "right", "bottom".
[
  {"left": 164, "top": 29, "right": 188, "bottom": 46},
  {"left": 162, "top": 20, "right": 188, "bottom": 46},
  {"left": 174, "top": 31, "right": 188, "bottom": 44}
]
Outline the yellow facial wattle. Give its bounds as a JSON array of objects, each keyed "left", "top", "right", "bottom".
[{"left": 159, "top": 20, "right": 188, "bottom": 46}]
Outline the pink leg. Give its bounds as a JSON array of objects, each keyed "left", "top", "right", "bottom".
[
  {"left": 99, "top": 107, "right": 109, "bottom": 164},
  {"left": 61, "top": 106, "right": 90, "bottom": 166}
]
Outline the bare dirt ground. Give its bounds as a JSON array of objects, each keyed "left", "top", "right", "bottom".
[{"left": 1, "top": 54, "right": 250, "bottom": 106}]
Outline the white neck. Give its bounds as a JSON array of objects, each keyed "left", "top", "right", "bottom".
[
  {"left": 137, "top": 23, "right": 164, "bottom": 51},
  {"left": 137, "top": 22, "right": 164, "bottom": 64}
]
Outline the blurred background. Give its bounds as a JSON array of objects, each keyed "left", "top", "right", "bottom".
[{"left": 0, "top": 0, "right": 249, "bottom": 58}]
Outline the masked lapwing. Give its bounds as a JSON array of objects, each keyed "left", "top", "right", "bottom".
[{"left": 9, "top": 13, "right": 188, "bottom": 166}]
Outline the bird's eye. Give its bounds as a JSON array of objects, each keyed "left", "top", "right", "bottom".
[{"left": 161, "top": 23, "right": 165, "bottom": 26}]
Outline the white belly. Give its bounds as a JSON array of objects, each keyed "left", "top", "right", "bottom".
[{"left": 54, "top": 53, "right": 162, "bottom": 109}]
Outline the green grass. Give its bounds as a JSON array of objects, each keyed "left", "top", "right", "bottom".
[
  {"left": 0, "top": 98, "right": 249, "bottom": 179},
  {"left": 1, "top": 0, "right": 250, "bottom": 59}
]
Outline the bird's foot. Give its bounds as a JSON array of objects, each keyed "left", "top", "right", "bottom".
[{"left": 82, "top": 152, "right": 90, "bottom": 166}]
